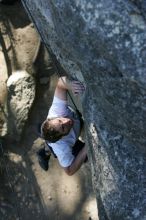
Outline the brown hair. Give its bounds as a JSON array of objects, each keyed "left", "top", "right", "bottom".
[{"left": 41, "top": 118, "right": 63, "bottom": 143}]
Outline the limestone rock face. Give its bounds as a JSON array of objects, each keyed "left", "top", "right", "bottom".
[
  {"left": 7, "top": 71, "right": 35, "bottom": 140},
  {"left": 22, "top": 1, "right": 146, "bottom": 219}
]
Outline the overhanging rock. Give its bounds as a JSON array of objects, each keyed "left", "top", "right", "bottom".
[{"left": 22, "top": 1, "right": 146, "bottom": 219}]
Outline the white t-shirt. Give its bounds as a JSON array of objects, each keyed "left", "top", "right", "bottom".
[{"left": 47, "top": 96, "right": 80, "bottom": 167}]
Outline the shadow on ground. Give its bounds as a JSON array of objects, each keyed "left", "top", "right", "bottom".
[{"left": 0, "top": 75, "right": 98, "bottom": 220}]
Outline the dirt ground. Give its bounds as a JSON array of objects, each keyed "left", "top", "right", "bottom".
[{"left": 0, "top": 2, "right": 98, "bottom": 220}]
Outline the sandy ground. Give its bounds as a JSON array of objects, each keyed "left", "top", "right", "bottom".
[
  {"left": 0, "top": 2, "right": 98, "bottom": 220},
  {"left": 0, "top": 75, "right": 98, "bottom": 220}
]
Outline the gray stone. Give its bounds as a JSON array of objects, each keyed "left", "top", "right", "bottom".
[
  {"left": 7, "top": 71, "right": 35, "bottom": 140},
  {"left": 22, "top": 1, "right": 146, "bottom": 219}
]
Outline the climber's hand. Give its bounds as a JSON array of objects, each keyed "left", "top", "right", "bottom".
[
  {"left": 70, "top": 81, "right": 85, "bottom": 96},
  {"left": 54, "top": 76, "right": 85, "bottom": 101}
]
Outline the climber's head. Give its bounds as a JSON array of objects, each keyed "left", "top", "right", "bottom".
[{"left": 41, "top": 117, "right": 74, "bottom": 143}]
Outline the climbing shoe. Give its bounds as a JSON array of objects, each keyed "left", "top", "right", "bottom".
[{"left": 37, "top": 148, "right": 50, "bottom": 171}]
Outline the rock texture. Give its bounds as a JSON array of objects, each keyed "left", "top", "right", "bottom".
[
  {"left": 7, "top": 71, "right": 35, "bottom": 140},
  {"left": 22, "top": 1, "right": 146, "bottom": 219}
]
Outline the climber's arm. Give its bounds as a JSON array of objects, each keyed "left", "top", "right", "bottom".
[
  {"left": 63, "top": 146, "right": 87, "bottom": 176},
  {"left": 54, "top": 76, "right": 85, "bottom": 101}
]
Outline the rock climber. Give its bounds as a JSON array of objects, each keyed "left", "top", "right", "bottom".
[{"left": 37, "top": 76, "right": 87, "bottom": 176}]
